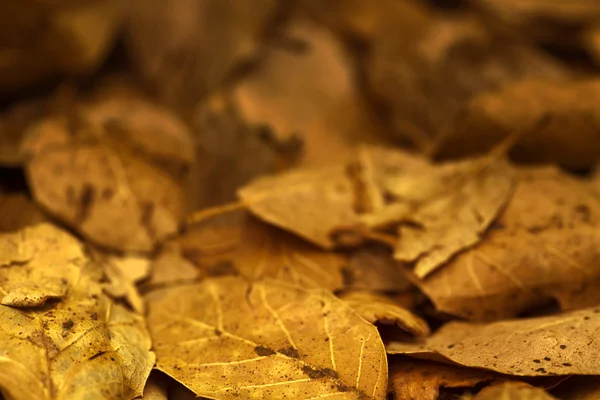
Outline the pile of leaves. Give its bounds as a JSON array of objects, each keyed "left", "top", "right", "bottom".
[{"left": 2, "top": 1, "right": 600, "bottom": 399}]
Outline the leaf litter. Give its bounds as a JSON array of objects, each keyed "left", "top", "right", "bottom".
[{"left": 3, "top": 1, "right": 600, "bottom": 399}]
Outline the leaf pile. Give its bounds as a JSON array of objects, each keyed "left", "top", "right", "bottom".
[{"left": 3, "top": 1, "right": 600, "bottom": 399}]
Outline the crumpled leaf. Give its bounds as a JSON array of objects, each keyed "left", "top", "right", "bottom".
[
  {"left": 126, "top": 0, "right": 279, "bottom": 108},
  {"left": 0, "top": 223, "right": 85, "bottom": 306},
  {"left": 435, "top": 79, "right": 600, "bottom": 168},
  {"left": 356, "top": 146, "right": 515, "bottom": 278},
  {"left": 387, "top": 306, "right": 600, "bottom": 376},
  {"left": 362, "top": 0, "right": 567, "bottom": 148},
  {"left": 239, "top": 165, "right": 360, "bottom": 249},
  {"left": 180, "top": 207, "right": 347, "bottom": 291},
  {"left": 0, "top": 193, "right": 47, "bottom": 233},
  {"left": 0, "top": 223, "right": 155, "bottom": 400},
  {"left": 338, "top": 291, "right": 429, "bottom": 337},
  {"left": 551, "top": 376, "right": 600, "bottom": 400},
  {"left": 102, "top": 253, "right": 151, "bottom": 313},
  {"left": 464, "top": 382, "right": 557, "bottom": 400},
  {"left": 416, "top": 166, "right": 600, "bottom": 321},
  {"left": 22, "top": 106, "right": 185, "bottom": 252},
  {"left": 146, "top": 276, "right": 387, "bottom": 399},
  {"left": 388, "top": 359, "right": 500, "bottom": 400},
  {"left": 0, "top": 0, "right": 126, "bottom": 90}
]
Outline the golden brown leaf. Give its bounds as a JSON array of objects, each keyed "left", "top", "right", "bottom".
[
  {"left": 102, "top": 253, "right": 151, "bottom": 313},
  {"left": 146, "top": 276, "right": 387, "bottom": 399},
  {"left": 465, "top": 382, "right": 557, "bottom": 400},
  {"left": 551, "top": 376, "right": 600, "bottom": 400},
  {"left": 415, "top": 166, "right": 600, "bottom": 320},
  {"left": 338, "top": 291, "right": 429, "bottom": 337},
  {"left": 344, "top": 246, "right": 412, "bottom": 292},
  {"left": 238, "top": 165, "right": 360, "bottom": 249},
  {"left": 387, "top": 306, "right": 600, "bottom": 376},
  {"left": 436, "top": 80, "right": 600, "bottom": 167},
  {"left": 0, "top": 193, "right": 47, "bottom": 233},
  {"left": 388, "top": 359, "right": 500, "bottom": 400},
  {"left": 0, "top": 223, "right": 155, "bottom": 400},
  {"left": 180, "top": 207, "right": 346, "bottom": 291},
  {"left": 22, "top": 113, "right": 185, "bottom": 253},
  {"left": 356, "top": 146, "right": 515, "bottom": 278}
]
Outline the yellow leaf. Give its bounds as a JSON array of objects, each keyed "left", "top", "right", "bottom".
[
  {"left": 464, "top": 382, "right": 557, "bottom": 400},
  {"left": 147, "top": 276, "right": 388, "bottom": 399},
  {"left": 387, "top": 306, "right": 600, "bottom": 376}
]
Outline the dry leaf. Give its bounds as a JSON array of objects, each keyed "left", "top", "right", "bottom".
[
  {"left": 465, "top": 382, "right": 557, "bottom": 400},
  {"left": 551, "top": 376, "right": 600, "bottom": 400},
  {"left": 344, "top": 246, "right": 412, "bottom": 292},
  {"left": 0, "top": 1, "right": 126, "bottom": 90},
  {"left": 102, "top": 253, "right": 151, "bottom": 313},
  {"left": 126, "top": 0, "right": 279, "bottom": 108},
  {"left": 0, "top": 223, "right": 155, "bottom": 400},
  {"left": 436, "top": 80, "right": 600, "bottom": 168},
  {"left": 387, "top": 306, "right": 600, "bottom": 376},
  {"left": 0, "top": 193, "right": 47, "bottom": 233},
  {"left": 356, "top": 146, "right": 515, "bottom": 278},
  {"left": 239, "top": 165, "right": 360, "bottom": 249},
  {"left": 22, "top": 112, "right": 185, "bottom": 253},
  {"left": 388, "top": 358, "right": 500, "bottom": 400},
  {"left": 146, "top": 276, "right": 387, "bottom": 399},
  {"left": 149, "top": 241, "right": 201, "bottom": 288},
  {"left": 363, "top": 1, "right": 567, "bottom": 148},
  {"left": 416, "top": 166, "right": 600, "bottom": 320},
  {"left": 181, "top": 207, "right": 346, "bottom": 291},
  {"left": 338, "top": 291, "right": 430, "bottom": 337}
]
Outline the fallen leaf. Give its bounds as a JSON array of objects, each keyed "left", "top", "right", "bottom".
[
  {"left": 388, "top": 358, "right": 500, "bottom": 400},
  {"left": 0, "top": 193, "right": 48, "bottom": 233},
  {"left": 344, "top": 246, "right": 412, "bottom": 292},
  {"left": 102, "top": 253, "right": 151, "bottom": 313},
  {"left": 551, "top": 376, "right": 600, "bottom": 400},
  {"left": 0, "top": 0, "right": 126, "bottom": 90},
  {"left": 356, "top": 146, "right": 515, "bottom": 278},
  {"left": 22, "top": 111, "right": 185, "bottom": 252},
  {"left": 126, "top": 0, "right": 279, "bottom": 108},
  {"left": 238, "top": 165, "right": 360, "bottom": 249},
  {"left": 465, "top": 381, "right": 557, "bottom": 400},
  {"left": 387, "top": 306, "right": 600, "bottom": 376},
  {"left": 0, "top": 223, "right": 85, "bottom": 307},
  {"left": 338, "top": 291, "right": 430, "bottom": 337},
  {"left": 0, "top": 223, "right": 155, "bottom": 400},
  {"left": 146, "top": 276, "right": 387, "bottom": 399},
  {"left": 149, "top": 241, "right": 201, "bottom": 288},
  {"left": 435, "top": 79, "right": 600, "bottom": 168},
  {"left": 415, "top": 166, "right": 600, "bottom": 320},
  {"left": 181, "top": 207, "right": 346, "bottom": 291}
]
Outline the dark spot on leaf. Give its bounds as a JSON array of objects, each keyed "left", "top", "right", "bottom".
[
  {"left": 90, "top": 312, "right": 98, "bottom": 321},
  {"left": 89, "top": 351, "right": 106, "bottom": 361},
  {"left": 337, "top": 383, "right": 352, "bottom": 392},
  {"left": 544, "top": 357, "right": 551, "bottom": 361},
  {"left": 584, "top": 316, "right": 590, "bottom": 320},
  {"left": 323, "top": 368, "right": 339, "bottom": 379},
  {"left": 214, "top": 329, "right": 222, "bottom": 336},
  {"left": 447, "top": 344, "right": 455, "bottom": 349},
  {"left": 563, "top": 363, "right": 572, "bottom": 367},
  {"left": 533, "top": 359, "right": 541, "bottom": 363},
  {"left": 101, "top": 188, "right": 114, "bottom": 200},
  {"left": 279, "top": 346, "right": 300, "bottom": 358},
  {"left": 302, "top": 366, "right": 324, "bottom": 379},
  {"left": 62, "top": 320, "right": 74, "bottom": 330},
  {"left": 209, "top": 261, "right": 238, "bottom": 277},
  {"left": 254, "top": 345, "right": 276, "bottom": 356},
  {"left": 536, "top": 368, "right": 547, "bottom": 373},
  {"left": 560, "top": 345, "right": 567, "bottom": 349}
]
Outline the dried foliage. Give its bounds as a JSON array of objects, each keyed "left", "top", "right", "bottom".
[{"left": 4, "top": 1, "right": 600, "bottom": 399}]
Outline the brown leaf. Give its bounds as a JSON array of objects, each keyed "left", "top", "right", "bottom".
[
  {"left": 181, "top": 207, "right": 347, "bottom": 291},
  {"left": 0, "top": 223, "right": 155, "bottom": 400},
  {"left": 22, "top": 112, "right": 185, "bottom": 252},
  {"left": 465, "top": 382, "right": 557, "bottom": 400},
  {"left": 387, "top": 306, "right": 600, "bottom": 376},
  {"left": 344, "top": 246, "right": 412, "bottom": 292},
  {"left": 416, "top": 166, "right": 600, "bottom": 320},
  {"left": 356, "top": 146, "right": 515, "bottom": 278},
  {"left": 0, "top": 1, "right": 126, "bottom": 90},
  {"left": 338, "top": 291, "right": 430, "bottom": 337},
  {"left": 388, "top": 359, "right": 501, "bottom": 400},
  {"left": 436, "top": 80, "right": 600, "bottom": 167},
  {"left": 146, "top": 276, "right": 387, "bottom": 399},
  {"left": 0, "top": 193, "right": 48, "bottom": 233},
  {"left": 126, "top": 0, "right": 279, "bottom": 108},
  {"left": 363, "top": 1, "right": 567, "bottom": 148},
  {"left": 102, "top": 253, "right": 151, "bottom": 313},
  {"left": 149, "top": 241, "right": 201, "bottom": 288},
  {"left": 238, "top": 165, "right": 360, "bottom": 249},
  {"left": 551, "top": 376, "right": 600, "bottom": 400}
]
